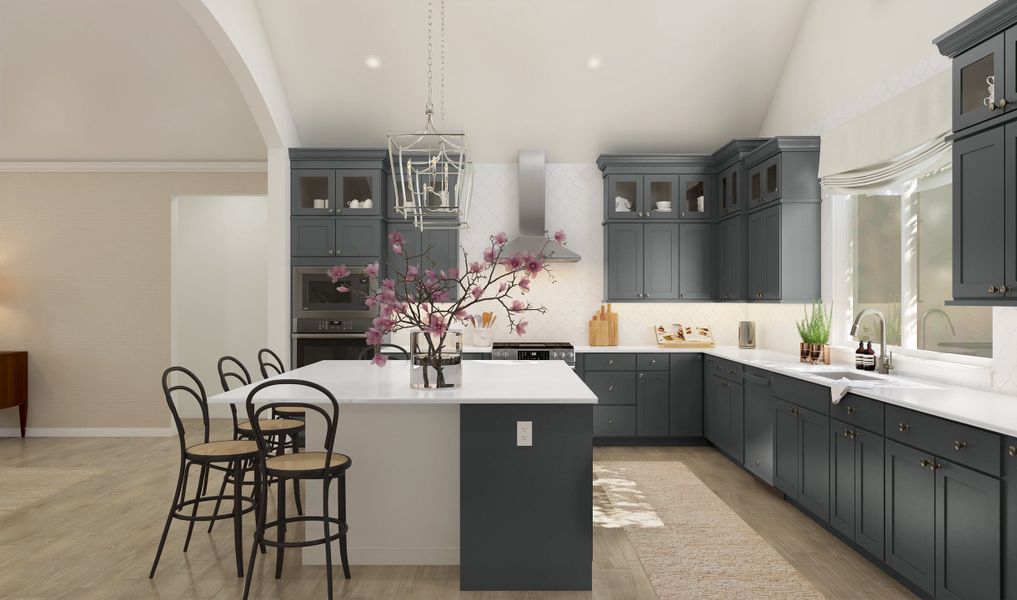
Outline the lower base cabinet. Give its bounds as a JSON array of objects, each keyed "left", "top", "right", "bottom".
[
  {"left": 707, "top": 376, "right": 743, "bottom": 462},
  {"left": 772, "top": 399, "right": 829, "bottom": 522},
  {"left": 636, "top": 370, "right": 669, "bottom": 437},
  {"left": 742, "top": 371, "right": 774, "bottom": 484},
  {"left": 829, "top": 420, "right": 884, "bottom": 560}
]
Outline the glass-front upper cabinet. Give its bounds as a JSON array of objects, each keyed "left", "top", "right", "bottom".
[
  {"left": 719, "top": 165, "right": 740, "bottom": 216},
  {"left": 644, "top": 175, "right": 678, "bottom": 219},
  {"left": 292, "top": 169, "right": 335, "bottom": 215},
  {"left": 749, "top": 165, "right": 764, "bottom": 207},
  {"left": 337, "top": 170, "right": 382, "bottom": 216},
  {"left": 679, "top": 175, "right": 710, "bottom": 219},
  {"left": 954, "top": 32, "right": 1006, "bottom": 130},
  {"left": 607, "top": 174, "right": 644, "bottom": 219}
]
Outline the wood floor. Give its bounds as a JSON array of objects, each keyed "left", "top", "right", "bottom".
[{"left": 0, "top": 424, "right": 914, "bottom": 599}]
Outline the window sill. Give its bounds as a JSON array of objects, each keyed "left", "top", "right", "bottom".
[{"left": 828, "top": 345, "right": 992, "bottom": 390}]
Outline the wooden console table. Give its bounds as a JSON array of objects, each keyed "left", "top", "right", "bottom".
[{"left": 0, "top": 352, "right": 28, "bottom": 437}]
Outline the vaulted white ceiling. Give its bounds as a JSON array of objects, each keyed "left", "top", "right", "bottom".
[
  {"left": 257, "top": 0, "right": 811, "bottom": 162},
  {"left": 0, "top": 0, "right": 811, "bottom": 163}
]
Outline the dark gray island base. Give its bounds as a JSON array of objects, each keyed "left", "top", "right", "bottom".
[{"left": 460, "top": 403, "right": 593, "bottom": 591}]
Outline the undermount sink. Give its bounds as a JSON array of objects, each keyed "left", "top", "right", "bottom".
[{"left": 812, "top": 371, "right": 882, "bottom": 382}]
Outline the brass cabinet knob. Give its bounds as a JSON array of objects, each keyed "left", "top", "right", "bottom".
[
  {"left": 988, "top": 285, "right": 999, "bottom": 294},
  {"left": 898, "top": 423, "right": 909, "bottom": 432},
  {"left": 954, "top": 441, "right": 967, "bottom": 450},
  {"left": 920, "top": 458, "right": 932, "bottom": 468},
  {"left": 846, "top": 406, "right": 857, "bottom": 415},
  {"left": 999, "top": 98, "right": 1009, "bottom": 109},
  {"left": 680, "top": 293, "right": 686, "bottom": 298},
  {"left": 650, "top": 359, "right": 657, "bottom": 365},
  {"left": 638, "top": 373, "right": 644, "bottom": 379},
  {"left": 607, "top": 360, "right": 614, "bottom": 366},
  {"left": 1000, "top": 284, "right": 1010, "bottom": 294},
  {"left": 607, "top": 418, "right": 614, "bottom": 424},
  {"left": 607, "top": 385, "right": 614, "bottom": 392},
  {"left": 1008, "top": 445, "right": 1016, "bottom": 457}
]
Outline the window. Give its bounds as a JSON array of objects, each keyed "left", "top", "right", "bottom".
[{"left": 837, "top": 166, "right": 992, "bottom": 359}]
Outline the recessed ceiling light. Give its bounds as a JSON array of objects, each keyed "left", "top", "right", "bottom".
[
  {"left": 586, "top": 55, "right": 602, "bottom": 70},
  {"left": 365, "top": 55, "right": 383, "bottom": 69}
]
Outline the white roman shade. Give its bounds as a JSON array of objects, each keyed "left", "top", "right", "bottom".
[{"left": 819, "top": 71, "right": 952, "bottom": 193}]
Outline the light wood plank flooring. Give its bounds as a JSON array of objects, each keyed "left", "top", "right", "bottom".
[{"left": 0, "top": 424, "right": 913, "bottom": 599}]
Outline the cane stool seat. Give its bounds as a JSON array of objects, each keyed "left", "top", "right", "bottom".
[
  {"left": 237, "top": 418, "right": 304, "bottom": 435},
  {"left": 273, "top": 406, "right": 305, "bottom": 416},
  {"left": 266, "top": 451, "right": 350, "bottom": 475},
  {"left": 185, "top": 439, "right": 260, "bottom": 461}
]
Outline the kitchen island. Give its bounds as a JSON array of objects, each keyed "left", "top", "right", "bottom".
[{"left": 208, "top": 359, "right": 597, "bottom": 591}]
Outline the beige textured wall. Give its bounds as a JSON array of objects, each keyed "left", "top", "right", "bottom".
[{"left": 0, "top": 171, "right": 266, "bottom": 431}]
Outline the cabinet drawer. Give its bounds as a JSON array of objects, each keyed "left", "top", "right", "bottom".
[
  {"left": 636, "top": 354, "right": 668, "bottom": 371},
  {"left": 585, "top": 371, "right": 636, "bottom": 405},
  {"left": 594, "top": 406, "right": 636, "bottom": 437},
  {"left": 772, "top": 373, "right": 829, "bottom": 415},
  {"left": 584, "top": 353, "right": 635, "bottom": 371},
  {"left": 885, "top": 405, "right": 1000, "bottom": 476},
  {"left": 831, "top": 393, "right": 883, "bottom": 434},
  {"left": 712, "top": 357, "right": 743, "bottom": 381}
]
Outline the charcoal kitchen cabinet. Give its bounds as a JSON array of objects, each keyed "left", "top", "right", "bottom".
[
  {"left": 387, "top": 222, "right": 460, "bottom": 286},
  {"left": 707, "top": 373, "right": 743, "bottom": 462},
  {"left": 1005, "top": 437, "right": 1017, "bottom": 600},
  {"left": 772, "top": 397, "right": 830, "bottom": 522},
  {"left": 742, "top": 369, "right": 774, "bottom": 484},
  {"left": 586, "top": 353, "right": 674, "bottom": 440},
  {"left": 336, "top": 220, "right": 383, "bottom": 258},
  {"left": 292, "top": 218, "right": 336, "bottom": 257},
  {"left": 669, "top": 354, "right": 703, "bottom": 437},
  {"left": 747, "top": 205, "right": 781, "bottom": 300},
  {"left": 605, "top": 223, "right": 695, "bottom": 301},
  {"left": 605, "top": 223, "right": 644, "bottom": 300},
  {"left": 746, "top": 202, "right": 821, "bottom": 302},
  {"left": 605, "top": 174, "right": 644, "bottom": 220},
  {"left": 829, "top": 420, "right": 885, "bottom": 560},
  {"left": 716, "top": 215, "right": 744, "bottom": 301},
  {"left": 636, "top": 369, "right": 670, "bottom": 437},
  {"left": 643, "top": 224, "right": 681, "bottom": 299},
  {"left": 885, "top": 439, "right": 937, "bottom": 596},
  {"left": 717, "top": 162, "right": 742, "bottom": 217},
  {"left": 292, "top": 169, "right": 336, "bottom": 215},
  {"left": 679, "top": 223, "right": 712, "bottom": 300}
]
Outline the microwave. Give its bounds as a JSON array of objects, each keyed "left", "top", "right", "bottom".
[{"left": 291, "top": 266, "right": 377, "bottom": 322}]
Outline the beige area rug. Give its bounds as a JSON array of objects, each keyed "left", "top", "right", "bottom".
[
  {"left": 0, "top": 467, "right": 105, "bottom": 517},
  {"left": 594, "top": 461, "right": 824, "bottom": 600}
]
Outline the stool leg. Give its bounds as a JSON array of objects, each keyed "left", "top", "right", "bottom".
[
  {"left": 275, "top": 473, "right": 287, "bottom": 579},
  {"left": 183, "top": 464, "right": 208, "bottom": 552},
  {"left": 338, "top": 472, "right": 351, "bottom": 579},
  {"left": 232, "top": 460, "right": 245, "bottom": 577},
  {"left": 322, "top": 476, "right": 334, "bottom": 600},
  {"left": 291, "top": 435, "right": 303, "bottom": 516},
  {"left": 149, "top": 460, "right": 186, "bottom": 578},
  {"left": 242, "top": 462, "right": 263, "bottom": 600},
  {"left": 207, "top": 461, "right": 231, "bottom": 533}
]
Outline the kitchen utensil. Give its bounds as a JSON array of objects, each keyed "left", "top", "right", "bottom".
[
  {"left": 738, "top": 321, "right": 756, "bottom": 349},
  {"left": 615, "top": 196, "right": 632, "bottom": 211},
  {"left": 588, "top": 304, "right": 618, "bottom": 346}
]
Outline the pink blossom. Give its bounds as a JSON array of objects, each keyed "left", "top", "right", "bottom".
[
  {"left": 372, "top": 353, "right": 388, "bottom": 367},
  {"left": 432, "top": 290, "right": 450, "bottom": 303},
  {"left": 406, "top": 264, "right": 419, "bottom": 281},
  {"left": 553, "top": 229, "right": 567, "bottom": 245},
  {"left": 493, "top": 232, "right": 509, "bottom": 245},
  {"left": 483, "top": 247, "right": 496, "bottom": 263},
  {"left": 426, "top": 314, "right": 448, "bottom": 337},
  {"left": 515, "top": 320, "right": 528, "bottom": 336},
  {"left": 469, "top": 261, "right": 484, "bottom": 274},
  {"left": 510, "top": 299, "right": 525, "bottom": 312},
  {"left": 381, "top": 278, "right": 396, "bottom": 290},
  {"left": 327, "top": 265, "right": 350, "bottom": 282},
  {"left": 365, "top": 296, "right": 377, "bottom": 308},
  {"left": 366, "top": 328, "right": 383, "bottom": 346},
  {"left": 471, "top": 286, "right": 483, "bottom": 300},
  {"left": 447, "top": 267, "right": 459, "bottom": 279},
  {"left": 336, "top": 285, "right": 350, "bottom": 292},
  {"left": 453, "top": 309, "right": 472, "bottom": 322},
  {"left": 524, "top": 257, "right": 543, "bottom": 277},
  {"left": 392, "top": 243, "right": 403, "bottom": 255},
  {"left": 501, "top": 253, "right": 525, "bottom": 270},
  {"left": 388, "top": 231, "right": 405, "bottom": 245},
  {"left": 519, "top": 278, "right": 531, "bottom": 292},
  {"left": 364, "top": 262, "right": 380, "bottom": 278},
  {"left": 498, "top": 282, "right": 508, "bottom": 294}
]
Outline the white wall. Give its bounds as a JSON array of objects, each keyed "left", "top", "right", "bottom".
[{"left": 172, "top": 195, "right": 268, "bottom": 417}]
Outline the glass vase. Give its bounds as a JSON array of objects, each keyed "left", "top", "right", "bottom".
[{"left": 410, "top": 329, "right": 463, "bottom": 389}]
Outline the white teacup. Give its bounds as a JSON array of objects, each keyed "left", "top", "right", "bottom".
[
  {"left": 655, "top": 201, "right": 672, "bottom": 211},
  {"left": 615, "top": 196, "right": 632, "bottom": 211},
  {"left": 349, "top": 199, "right": 361, "bottom": 209},
  {"left": 362, "top": 198, "right": 373, "bottom": 209}
]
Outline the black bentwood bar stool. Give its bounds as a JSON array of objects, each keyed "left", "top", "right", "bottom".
[
  {"left": 243, "top": 379, "right": 352, "bottom": 600},
  {"left": 150, "top": 366, "right": 261, "bottom": 579},
  {"left": 217, "top": 356, "right": 305, "bottom": 519},
  {"left": 259, "top": 348, "right": 304, "bottom": 419},
  {"left": 356, "top": 343, "right": 409, "bottom": 360}
]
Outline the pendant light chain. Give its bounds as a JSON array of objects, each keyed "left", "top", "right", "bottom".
[
  {"left": 440, "top": 0, "right": 447, "bottom": 129},
  {"left": 425, "top": 0, "right": 433, "bottom": 116}
]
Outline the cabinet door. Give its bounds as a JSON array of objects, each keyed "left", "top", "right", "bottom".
[
  {"left": 644, "top": 175, "right": 678, "bottom": 219},
  {"left": 336, "top": 220, "right": 381, "bottom": 258},
  {"left": 669, "top": 354, "right": 703, "bottom": 437},
  {"left": 728, "top": 381, "right": 744, "bottom": 463},
  {"left": 762, "top": 155, "right": 781, "bottom": 204},
  {"left": 704, "top": 358, "right": 717, "bottom": 442},
  {"left": 719, "top": 165, "right": 741, "bottom": 216},
  {"left": 679, "top": 174, "right": 710, "bottom": 219},
  {"left": 292, "top": 169, "right": 336, "bottom": 215},
  {"left": 955, "top": 127, "right": 1006, "bottom": 299},
  {"left": 643, "top": 223, "right": 680, "bottom": 299},
  {"left": 387, "top": 222, "right": 422, "bottom": 274},
  {"left": 762, "top": 205, "right": 782, "bottom": 300},
  {"left": 292, "top": 218, "right": 336, "bottom": 257},
  {"left": 606, "top": 224, "right": 644, "bottom": 300},
  {"left": 884, "top": 440, "right": 936, "bottom": 596},
  {"left": 799, "top": 406, "right": 830, "bottom": 521},
  {"left": 422, "top": 229, "right": 459, "bottom": 272},
  {"left": 713, "top": 378, "right": 733, "bottom": 454},
  {"left": 829, "top": 421, "right": 856, "bottom": 540},
  {"left": 747, "top": 210, "right": 766, "bottom": 300},
  {"left": 954, "top": 32, "right": 1005, "bottom": 131},
  {"left": 773, "top": 398, "right": 800, "bottom": 499},
  {"left": 679, "top": 223, "right": 712, "bottom": 300},
  {"left": 1005, "top": 123, "right": 1017, "bottom": 295},
  {"left": 854, "top": 429, "right": 884, "bottom": 560},
  {"left": 743, "top": 374, "right": 773, "bottom": 484},
  {"left": 936, "top": 459, "right": 1001, "bottom": 600},
  {"left": 336, "top": 170, "right": 382, "bottom": 216},
  {"left": 718, "top": 216, "right": 743, "bottom": 300},
  {"left": 748, "top": 164, "right": 764, "bottom": 207},
  {"left": 607, "top": 174, "right": 643, "bottom": 220},
  {"left": 636, "top": 370, "right": 669, "bottom": 437}
]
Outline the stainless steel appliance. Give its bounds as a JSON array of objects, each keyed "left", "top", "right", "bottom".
[
  {"left": 738, "top": 321, "right": 756, "bottom": 349},
  {"left": 491, "top": 342, "right": 576, "bottom": 368},
  {"left": 291, "top": 330, "right": 371, "bottom": 367},
  {"left": 291, "top": 266, "right": 377, "bottom": 322}
]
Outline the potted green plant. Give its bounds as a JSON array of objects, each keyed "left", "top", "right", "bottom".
[{"left": 796, "top": 302, "right": 832, "bottom": 364}]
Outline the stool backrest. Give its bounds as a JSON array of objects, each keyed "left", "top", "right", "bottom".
[
  {"left": 218, "top": 355, "right": 252, "bottom": 437},
  {"left": 161, "top": 366, "right": 210, "bottom": 453},
  {"left": 258, "top": 348, "right": 286, "bottom": 379},
  {"left": 246, "top": 379, "right": 340, "bottom": 466},
  {"left": 358, "top": 343, "right": 409, "bottom": 360}
]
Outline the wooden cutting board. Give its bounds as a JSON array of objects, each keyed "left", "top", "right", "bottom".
[{"left": 588, "top": 304, "right": 618, "bottom": 346}]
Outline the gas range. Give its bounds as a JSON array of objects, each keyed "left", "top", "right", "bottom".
[{"left": 491, "top": 342, "right": 575, "bottom": 366}]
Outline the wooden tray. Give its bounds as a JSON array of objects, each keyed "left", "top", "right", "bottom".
[{"left": 656, "top": 340, "right": 715, "bottom": 348}]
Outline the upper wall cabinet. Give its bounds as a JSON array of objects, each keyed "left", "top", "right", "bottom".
[
  {"left": 744, "top": 137, "right": 821, "bottom": 209},
  {"left": 289, "top": 149, "right": 388, "bottom": 218},
  {"left": 599, "top": 155, "right": 717, "bottom": 222},
  {"left": 292, "top": 169, "right": 336, "bottom": 216}
]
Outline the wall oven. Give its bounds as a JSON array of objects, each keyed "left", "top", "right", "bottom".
[
  {"left": 292, "top": 332, "right": 371, "bottom": 368},
  {"left": 291, "top": 266, "right": 376, "bottom": 322}
]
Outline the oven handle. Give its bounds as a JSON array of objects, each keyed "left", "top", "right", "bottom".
[{"left": 290, "top": 333, "right": 368, "bottom": 339}]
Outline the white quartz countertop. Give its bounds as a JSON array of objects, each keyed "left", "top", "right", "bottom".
[
  {"left": 208, "top": 359, "right": 597, "bottom": 406},
  {"left": 577, "top": 344, "right": 1017, "bottom": 438}
]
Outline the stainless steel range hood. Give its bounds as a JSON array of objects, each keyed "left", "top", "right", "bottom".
[{"left": 501, "top": 151, "right": 581, "bottom": 263}]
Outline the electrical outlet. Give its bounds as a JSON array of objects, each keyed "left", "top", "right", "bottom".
[{"left": 516, "top": 421, "right": 533, "bottom": 447}]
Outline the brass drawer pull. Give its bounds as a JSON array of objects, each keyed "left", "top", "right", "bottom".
[
  {"left": 898, "top": 423, "right": 909, "bottom": 433},
  {"left": 607, "top": 385, "right": 614, "bottom": 392},
  {"left": 1009, "top": 445, "right": 1017, "bottom": 457},
  {"left": 954, "top": 441, "right": 967, "bottom": 451},
  {"left": 846, "top": 406, "right": 856, "bottom": 415}
]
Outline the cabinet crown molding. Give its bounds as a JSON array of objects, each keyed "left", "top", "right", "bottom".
[{"left": 934, "top": 0, "right": 1017, "bottom": 57}]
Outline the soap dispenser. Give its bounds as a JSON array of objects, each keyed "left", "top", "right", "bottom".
[
  {"left": 855, "top": 341, "right": 865, "bottom": 370},
  {"left": 864, "top": 342, "right": 876, "bottom": 371}
]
